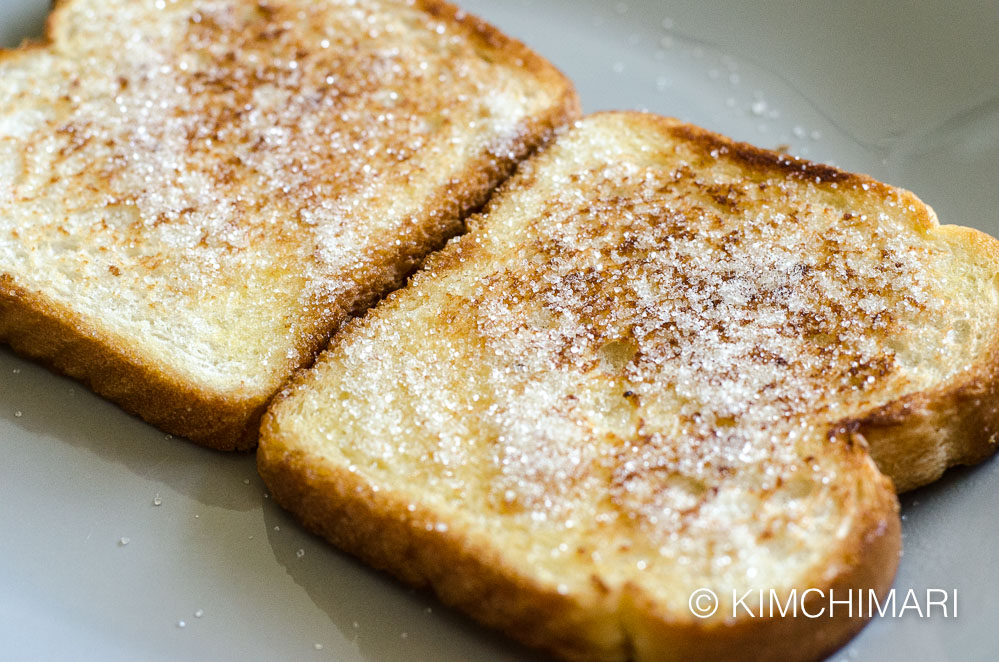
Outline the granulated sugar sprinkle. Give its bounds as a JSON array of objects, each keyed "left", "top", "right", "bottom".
[{"left": 303, "top": 118, "right": 981, "bottom": 590}]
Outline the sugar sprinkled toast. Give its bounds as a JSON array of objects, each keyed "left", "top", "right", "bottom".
[
  {"left": 0, "top": 0, "right": 578, "bottom": 449},
  {"left": 259, "top": 112, "right": 999, "bottom": 660}
]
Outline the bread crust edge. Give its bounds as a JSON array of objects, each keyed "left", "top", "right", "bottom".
[
  {"left": 258, "top": 418, "right": 901, "bottom": 662},
  {"left": 257, "top": 427, "right": 628, "bottom": 661},
  {"left": 0, "top": 274, "right": 267, "bottom": 449},
  {"left": 620, "top": 449, "right": 901, "bottom": 662},
  {"left": 843, "top": 225, "right": 999, "bottom": 492}
]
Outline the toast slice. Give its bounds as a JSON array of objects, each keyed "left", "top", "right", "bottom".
[
  {"left": 0, "top": 0, "right": 578, "bottom": 449},
  {"left": 260, "top": 112, "right": 999, "bottom": 661}
]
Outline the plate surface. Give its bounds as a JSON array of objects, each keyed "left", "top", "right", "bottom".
[{"left": 2, "top": 1, "right": 998, "bottom": 660}]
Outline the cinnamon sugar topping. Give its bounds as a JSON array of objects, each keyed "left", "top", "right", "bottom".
[
  {"left": 319, "top": 117, "right": 983, "bottom": 579},
  {"left": 0, "top": 0, "right": 554, "bottom": 389}
]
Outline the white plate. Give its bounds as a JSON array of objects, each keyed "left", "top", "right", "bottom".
[{"left": 2, "top": 1, "right": 998, "bottom": 660}]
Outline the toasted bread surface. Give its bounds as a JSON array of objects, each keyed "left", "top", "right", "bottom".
[
  {"left": 0, "top": 0, "right": 579, "bottom": 449},
  {"left": 257, "top": 111, "right": 999, "bottom": 659}
]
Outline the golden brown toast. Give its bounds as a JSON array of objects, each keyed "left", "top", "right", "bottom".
[
  {"left": 260, "top": 112, "right": 999, "bottom": 660},
  {"left": 0, "top": 0, "right": 578, "bottom": 449}
]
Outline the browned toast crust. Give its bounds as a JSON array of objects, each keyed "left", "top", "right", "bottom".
[
  {"left": 259, "top": 419, "right": 900, "bottom": 662},
  {"left": 0, "top": 274, "right": 265, "bottom": 449},
  {"left": 620, "top": 443, "right": 901, "bottom": 662},
  {"left": 845, "top": 323, "right": 999, "bottom": 492},
  {"left": 257, "top": 434, "right": 627, "bottom": 660}
]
